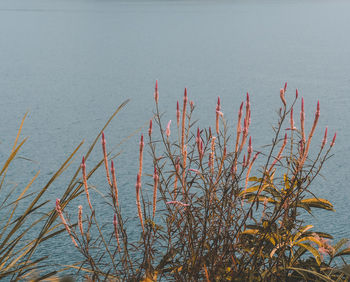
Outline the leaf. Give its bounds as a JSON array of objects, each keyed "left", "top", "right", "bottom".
[
  {"left": 300, "top": 198, "right": 335, "bottom": 211},
  {"left": 297, "top": 243, "right": 322, "bottom": 266},
  {"left": 304, "top": 231, "right": 333, "bottom": 240},
  {"left": 334, "top": 248, "right": 350, "bottom": 258},
  {"left": 292, "top": 225, "right": 314, "bottom": 242},
  {"left": 295, "top": 236, "right": 322, "bottom": 247},
  {"left": 239, "top": 185, "right": 261, "bottom": 196},
  {"left": 242, "top": 229, "right": 259, "bottom": 235},
  {"left": 286, "top": 267, "right": 333, "bottom": 282},
  {"left": 333, "top": 238, "right": 349, "bottom": 253},
  {"left": 248, "top": 177, "right": 262, "bottom": 182}
]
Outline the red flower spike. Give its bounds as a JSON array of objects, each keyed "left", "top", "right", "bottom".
[
  {"left": 176, "top": 101, "right": 180, "bottom": 127},
  {"left": 280, "top": 88, "right": 286, "bottom": 107},
  {"left": 216, "top": 96, "right": 221, "bottom": 134},
  {"left": 330, "top": 132, "right": 336, "bottom": 147},
  {"left": 111, "top": 160, "right": 119, "bottom": 209},
  {"left": 102, "top": 132, "right": 111, "bottom": 187},
  {"left": 154, "top": 80, "right": 159, "bottom": 103},
  {"left": 148, "top": 119, "right": 153, "bottom": 137},
  {"left": 102, "top": 132, "right": 106, "bottom": 145},
  {"left": 284, "top": 82, "right": 287, "bottom": 92},
  {"left": 321, "top": 127, "right": 328, "bottom": 148},
  {"left": 239, "top": 101, "right": 244, "bottom": 113},
  {"left": 301, "top": 97, "right": 304, "bottom": 112}
]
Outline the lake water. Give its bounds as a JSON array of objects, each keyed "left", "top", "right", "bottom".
[{"left": 1, "top": 0, "right": 350, "bottom": 276}]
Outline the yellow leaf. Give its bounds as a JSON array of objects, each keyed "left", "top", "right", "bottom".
[
  {"left": 297, "top": 243, "right": 322, "bottom": 265},
  {"left": 301, "top": 198, "right": 334, "bottom": 211}
]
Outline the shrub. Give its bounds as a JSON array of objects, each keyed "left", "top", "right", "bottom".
[{"left": 56, "top": 82, "right": 350, "bottom": 281}]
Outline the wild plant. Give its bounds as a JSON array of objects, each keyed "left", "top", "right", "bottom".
[{"left": 56, "top": 82, "right": 350, "bottom": 281}]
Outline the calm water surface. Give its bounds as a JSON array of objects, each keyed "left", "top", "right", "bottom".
[{"left": 0, "top": 0, "right": 350, "bottom": 273}]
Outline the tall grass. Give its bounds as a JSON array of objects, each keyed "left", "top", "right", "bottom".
[{"left": 0, "top": 99, "right": 129, "bottom": 281}]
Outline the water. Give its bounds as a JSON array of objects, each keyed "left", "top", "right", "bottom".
[{"left": 0, "top": 0, "right": 350, "bottom": 276}]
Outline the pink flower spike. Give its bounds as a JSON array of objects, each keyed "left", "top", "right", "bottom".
[
  {"left": 166, "top": 201, "right": 190, "bottom": 207},
  {"left": 239, "top": 101, "right": 244, "bottom": 113},
  {"left": 330, "top": 132, "right": 336, "bottom": 147},
  {"left": 247, "top": 136, "right": 252, "bottom": 164},
  {"left": 153, "top": 165, "right": 159, "bottom": 217},
  {"left": 111, "top": 160, "right": 119, "bottom": 209},
  {"left": 301, "top": 97, "right": 304, "bottom": 112},
  {"left": 190, "top": 100, "right": 194, "bottom": 110},
  {"left": 246, "top": 92, "right": 250, "bottom": 104},
  {"left": 81, "top": 156, "right": 93, "bottom": 210},
  {"left": 252, "top": 152, "right": 260, "bottom": 162},
  {"left": 166, "top": 120, "right": 171, "bottom": 138},
  {"left": 154, "top": 80, "right": 159, "bottom": 103},
  {"left": 101, "top": 132, "right": 106, "bottom": 145},
  {"left": 290, "top": 107, "right": 294, "bottom": 129},
  {"left": 216, "top": 97, "right": 221, "bottom": 134},
  {"left": 56, "top": 199, "right": 78, "bottom": 247},
  {"left": 138, "top": 135, "right": 144, "bottom": 177},
  {"left": 148, "top": 119, "right": 153, "bottom": 137},
  {"left": 102, "top": 132, "right": 111, "bottom": 187},
  {"left": 321, "top": 127, "right": 328, "bottom": 148},
  {"left": 189, "top": 168, "right": 201, "bottom": 174},
  {"left": 78, "top": 205, "right": 83, "bottom": 237},
  {"left": 216, "top": 111, "right": 223, "bottom": 117},
  {"left": 184, "top": 88, "right": 188, "bottom": 101},
  {"left": 284, "top": 82, "right": 287, "bottom": 92},
  {"left": 135, "top": 173, "right": 144, "bottom": 232},
  {"left": 300, "top": 97, "right": 305, "bottom": 144},
  {"left": 280, "top": 88, "right": 286, "bottom": 107},
  {"left": 176, "top": 101, "right": 180, "bottom": 127},
  {"left": 55, "top": 198, "right": 61, "bottom": 213},
  {"left": 113, "top": 214, "right": 121, "bottom": 251}
]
